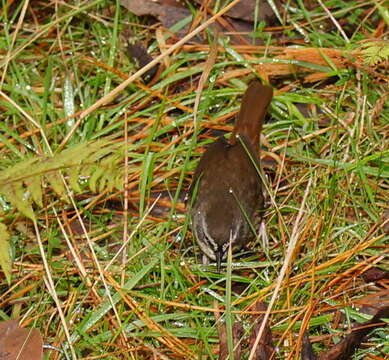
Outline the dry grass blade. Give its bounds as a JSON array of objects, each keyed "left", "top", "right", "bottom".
[
  {"left": 248, "top": 178, "right": 313, "bottom": 360},
  {"left": 34, "top": 221, "right": 77, "bottom": 360},
  {"left": 193, "top": 30, "right": 219, "bottom": 127},
  {"left": 106, "top": 273, "right": 195, "bottom": 359},
  {"left": 0, "top": 0, "right": 29, "bottom": 88}
]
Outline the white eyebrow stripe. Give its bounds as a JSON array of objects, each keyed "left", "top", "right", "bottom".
[
  {"left": 201, "top": 216, "right": 217, "bottom": 250},
  {"left": 222, "top": 222, "right": 241, "bottom": 253}
]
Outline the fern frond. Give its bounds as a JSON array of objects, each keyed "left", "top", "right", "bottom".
[
  {"left": 0, "top": 223, "right": 11, "bottom": 284},
  {"left": 0, "top": 138, "right": 126, "bottom": 219},
  {"left": 360, "top": 40, "right": 389, "bottom": 65}
]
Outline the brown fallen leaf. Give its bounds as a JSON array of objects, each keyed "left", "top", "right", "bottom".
[
  {"left": 352, "top": 290, "right": 389, "bottom": 316},
  {"left": 121, "top": 0, "right": 278, "bottom": 45},
  {"left": 319, "top": 306, "right": 389, "bottom": 360},
  {"left": 361, "top": 267, "right": 389, "bottom": 283},
  {"left": 194, "top": 0, "right": 278, "bottom": 24},
  {"left": 301, "top": 332, "right": 317, "bottom": 360},
  {"left": 233, "top": 322, "right": 244, "bottom": 360},
  {"left": 0, "top": 319, "right": 43, "bottom": 360},
  {"left": 248, "top": 301, "right": 274, "bottom": 360},
  {"left": 121, "top": 25, "right": 159, "bottom": 81},
  {"left": 218, "top": 322, "right": 244, "bottom": 360},
  {"left": 215, "top": 298, "right": 245, "bottom": 360},
  {"left": 301, "top": 306, "right": 389, "bottom": 360},
  {"left": 217, "top": 321, "right": 228, "bottom": 360},
  {"left": 121, "top": 0, "right": 191, "bottom": 38}
]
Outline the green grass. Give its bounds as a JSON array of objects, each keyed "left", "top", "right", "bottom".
[{"left": 0, "top": 1, "right": 388, "bottom": 359}]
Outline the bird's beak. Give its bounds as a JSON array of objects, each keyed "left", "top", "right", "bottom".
[{"left": 216, "top": 248, "right": 223, "bottom": 273}]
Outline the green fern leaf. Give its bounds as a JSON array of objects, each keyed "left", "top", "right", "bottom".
[
  {"left": 115, "top": 175, "right": 124, "bottom": 191},
  {"left": 360, "top": 40, "right": 389, "bottom": 65},
  {"left": 0, "top": 223, "right": 11, "bottom": 284},
  {"left": 68, "top": 166, "right": 83, "bottom": 193},
  {"left": 0, "top": 138, "right": 127, "bottom": 220},
  {"left": 46, "top": 171, "right": 68, "bottom": 201},
  {"left": 0, "top": 184, "right": 35, "bottom": 220},
  {"left": 89, "top": 166, "right": 106, "bottom": 193},
  {"left": 25, "top": 176, "right": 43, "bottom": 207}
]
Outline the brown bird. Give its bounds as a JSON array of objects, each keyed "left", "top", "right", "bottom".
[{"left": 188, "top": 80, "right": 273, "bottom": 270}]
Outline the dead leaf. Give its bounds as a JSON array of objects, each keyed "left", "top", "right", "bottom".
[
  {"left": 0, "top": 319, "right": 43, "bottom": 360},
  {"left": 218, "top": 322, "right": 244, "bottom": 360},
  {"left": 318, "top": 306, "right": 389, "bottom": 360},
  {"left": 194, "top": 0, "right": 278, "bottom": 24},
  {"left": 352, "top": 290, "right": 389, "bottom": 316},
  {"left": 121, "top": 25, "right": 159, "bottom": 81},
  {"left": 301, "top": 332, "right": 317, "bottom": 360},
  {"left": 361, "top": 267, "right": 389, "bottom": 283},
  {"left": 121, "top": 0, "right": 191, "bottom": 37},
  {"left": 215, "top": 298, "right": 245, "bottom": 360},
  {"left": 248, "top": 301, "right": 274, "bottom": 360},
  {"left": 302, "top": 305, "right": 389, "bottom": 360},
  {"left": 217, "top": 320, "right": 228, "bottom": 360},
  {"left": 121, "top": 0, "right": 278, "bottom": 45}
]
